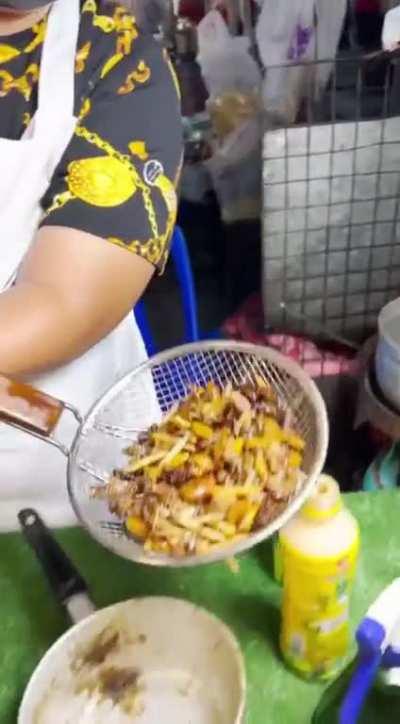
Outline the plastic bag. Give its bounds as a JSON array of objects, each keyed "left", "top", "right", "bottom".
[
  {"left": 197, "top": 10, "right": 261, "bottom": 100},
  {"left": 209, "top": 90, "right": 260, "bottom": 140},
  {"left": 256, "top": 0, "right": 315, "bottom": 124},
  {"left": 206, "top": 113, "right": 262, "bottom": 223},
  {"left": 256, "top": 0, "right": 346, "bottom": 124},
  {"left": 382, "top": 5, "right": 400, "bottom": 51},
  {"left": 197, "top": 10, "right": 262, "bottom": 223}
]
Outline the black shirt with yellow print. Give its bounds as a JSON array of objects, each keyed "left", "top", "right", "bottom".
[{"left": 0, "top": 0, "right": 182, "bottom": 272}]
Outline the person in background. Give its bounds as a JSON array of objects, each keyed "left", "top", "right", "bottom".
[
  {"left": 0, "top": 0, "right": 182, "bottom": 530},
  {"left": 130, "top": 0, "right": 170, "bottom": 33},
  {"left": 355, "top": 0, "right": 385, "bottom": 48},
  {"left": 179, "top": 0, "right": 206, "bottom": 25}
]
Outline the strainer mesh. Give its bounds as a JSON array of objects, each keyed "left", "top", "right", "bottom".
[{"left": 68, "top": 342, "right": 328, "bottom": 566}]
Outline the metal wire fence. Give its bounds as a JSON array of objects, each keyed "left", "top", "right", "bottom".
[{"left": 262, "top": 50, "right": 400, "bottom": 346}]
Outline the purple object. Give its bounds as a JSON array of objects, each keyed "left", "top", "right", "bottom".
[{"left": 288, "top": 23, "right": 314, "bottom": 61}]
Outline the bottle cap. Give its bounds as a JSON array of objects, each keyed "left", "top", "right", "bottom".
[{"left": 301, "top": 475, "right": 343, "bottom": 522}]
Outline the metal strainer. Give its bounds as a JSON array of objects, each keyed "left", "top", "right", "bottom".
[{"left": 0, "top": 341, "right": 328, "bottom": 567}]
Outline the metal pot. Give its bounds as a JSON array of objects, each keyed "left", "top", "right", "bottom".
[{"left": 376, "top": 298, "right": 400, "bottom": 412}]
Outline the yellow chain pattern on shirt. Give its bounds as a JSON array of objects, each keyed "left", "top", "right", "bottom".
[
  {"left": 74, "top": 125, "right": 159, "bottom": 238},
  {"left": 0, "top": 63, "right": 39, "bottom": 100},
  {"left": 44, "top": 194, "right": 66, "bottom": 213},
  {"left": 45, "top": 124, "right": 159, "bottom": 241},
  {"left": 118, "top": 60, "right": 151, "bottom": 95},
  {"left": 0, "top": 21, "right": 46, "bottom": 65}
]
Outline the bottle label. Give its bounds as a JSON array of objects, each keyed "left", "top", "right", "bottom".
[{"left": 280, "top": 537, "right": 359, "bottom": 680}]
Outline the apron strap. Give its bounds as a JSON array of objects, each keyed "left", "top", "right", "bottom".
[
  {"left": 35, "top": 0, "right": 81, "bottom": 131},
  {"left": 0, "top": 0, "right": 81, "bottom": 291}
]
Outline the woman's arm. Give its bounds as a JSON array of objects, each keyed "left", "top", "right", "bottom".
[
  {"left": 0, "top": 19, "right": 182, "bottom": 378},
  {"left": 0, "top": 225, "right": 153, "bottom": 377}
]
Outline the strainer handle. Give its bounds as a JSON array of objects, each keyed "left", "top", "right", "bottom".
[{"left": 0, "top": 375, "right": 82, "bottom": 456}]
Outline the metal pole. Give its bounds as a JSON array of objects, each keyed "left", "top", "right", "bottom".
[{"left": 239, "top": 0, "right": 253, "bottom": 40}]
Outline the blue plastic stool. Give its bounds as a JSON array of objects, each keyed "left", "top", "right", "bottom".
[{"left": 134, "top": 226, "right": 200, "bottom": 356}]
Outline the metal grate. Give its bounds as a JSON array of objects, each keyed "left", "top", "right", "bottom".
[
  {"left": 262, "top": 52, "right": 400, "bottom": 343},
  {"left": 151, "top": 347, "right": 313, "bottom": 437}
]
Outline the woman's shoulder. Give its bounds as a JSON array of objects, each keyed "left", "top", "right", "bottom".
[
  {"left": 78, "top": 0, "right": 140, "bottom": 47},
  {"left": 81, "top": 0, "right": 136, "bottom": 23},
  {"left": 77, "top": 1, "right": 160, "bottom": 82},
  {"left": 79, "top": 1, "right": 146, "bottom": 44}
]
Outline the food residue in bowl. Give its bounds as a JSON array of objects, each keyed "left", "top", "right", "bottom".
[
  {"left": 75, "top": 628, "right": 121, "bottom": 669},
  {"left": 33, "top": 625, "right": 225, "bottom": 724},
  {"left": 75, "top": 666, "right": 143, "bottom": 715},
  {"left": 34, "top": 624, "right": 146, "bottom": 724}
]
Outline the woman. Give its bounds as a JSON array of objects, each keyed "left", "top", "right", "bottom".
[{"left": 0, "top": 0, "right": 182, "bottom": 529}]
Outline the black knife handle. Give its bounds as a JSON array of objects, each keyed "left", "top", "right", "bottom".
[{"left": 18, "top": 508, "right": 89, "bottom": 606}]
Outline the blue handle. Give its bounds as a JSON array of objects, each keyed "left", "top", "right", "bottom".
[
  {"left": 134, "top": 226, "right": 200, "bottom": 356},
  {"left": 171, "top": 226, "right": 200, "bottom": 345},
  {"left": 339, "top": 619, "right": 385, "bottom": 724},
  {"left": 134, "top": 299, "right": 157, "bottom": 357},
  {"left": 382, "top": 646, "right": 400, "bottom": 670}
]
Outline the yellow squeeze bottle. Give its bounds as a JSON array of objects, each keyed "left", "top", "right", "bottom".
[{"left": 279, "top": 475, "right": 360, "bottom": 680}]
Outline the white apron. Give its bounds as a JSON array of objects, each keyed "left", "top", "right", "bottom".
[{"left": 0, "top": 0, "right": 150, "bottom": 531}]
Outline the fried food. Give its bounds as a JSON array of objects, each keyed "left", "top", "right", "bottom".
[{"left": 95, "top": 379, "right": 305, "bottom": 558}]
